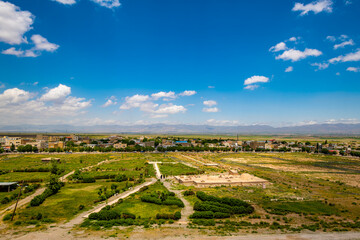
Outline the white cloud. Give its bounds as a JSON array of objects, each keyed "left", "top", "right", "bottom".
[
  {"left": 311, "top": 62, "right": 329, "bottom": 70},
  {"left": 289, "top": 37, "right": 297, "bottom": 42},
  {"left": 0, "top": 88, "right": 31, "bottom": 106},
  {"left": 155, "top": 103, "right": 186, "bottom": 114},
  {"left": 0, "top": 85, "right": 91, "bottom": 125},
  {"left": 269, "top": 42, "right": 287, "bottom": 52},
  {"left": 151, "top": 91, "right": 176, "bottom": 100},
  {"left": 40, "top": 84, "right": 71, "bottom": 102},
  {"left": 336, "top": 72, "right": 340, "bottom": 75},
  {"left": 179, "top": 90, "right": 196, "bottom": 96},
  {"left": 326, "top": 36, "right": 336, "bottom": 42},
  {"left": 244, "top": 76, "right": 269, "bottom": 85},
  {"left": 202, "top": 107, "right": 219, "bottom": 113},
  {"left": 91, "top": 0, "right": 121, "bottom": 8},
  {"left": 334, "top": 39, "right": 355, "bottom": 50},
  {"left": 329, "top": 49, "right": 360, "bottom": 63},
  {"left": 2, "top": 35, "right": 59, "bottom": 57},
  {"left": 53, "top": 0, "right": 76, "bottom": 4},
  {"left": 0, "top": 1, "right": 34, "bottom": 45},
  {"left": 119, "top": 93, "right": 186, "bottom": 117},
  {"left": 285, "top": 66, "right": 293, "bottom": 72},
  {"left": 276, "top": 48, "right": 322, "bottom": 62},
  {"left": 203, "top": 100, "right": 217, "bottom": 107},
  {"left": 102, "top": 98, "right": 117, "bottom": 107},
  {"left": 31, "top": 34, "right": 59, "bottom": 52},
  {"left": 0, "top": 82, "right": 4, "bottom": 88},
  {"left": 120, "top": 94, "right": 150, "bottom": 110},
  {"left": 208, "top": 86, "right": 215, "bottom": 89},
  {"left": 2, "top": 47, "right": 24, "bottom": 57},
  {"left": 292, "top": 0, "right": 333, "bottom": 15},
  {"left": 150, "top": 114, "right": 168, "bottom": 119},
  {"left": 244, "top": 85, "right": 259, "bottom": 90},
  {"left": 206, "top": 119, "right": 239, "bottom": 126},
  {"left": 347, "top": 67, "right": 360, "bottom": 72}
]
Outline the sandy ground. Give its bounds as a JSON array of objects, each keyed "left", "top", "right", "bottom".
[{"left": 251, "top": 164, "right": 344, "bottom": 173}]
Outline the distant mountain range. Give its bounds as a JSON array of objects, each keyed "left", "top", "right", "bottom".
[{"left": 0, "top": 123, "right": 360, "bottom": 135}]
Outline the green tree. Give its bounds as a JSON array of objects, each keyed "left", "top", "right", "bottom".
[{"left": 10, "top": 144, "right": 15, "bottom": 151}]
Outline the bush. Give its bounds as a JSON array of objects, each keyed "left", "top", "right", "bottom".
[
  {"left": 192, "top": 219, "right": 216, "bottom": 226},
  {"left": 1, "top": 197, "right": 10, "bottom": 204},
  {"left": 82, "top": 177, "right": 96, "bottom": 183},
  {"left": 194, "top": 192, "right": 254, "bottom": 215},
  {"left": 79, "top": 204, "right": 85, "bottom": 210},
  {"left": 190, "top": 211, "right": 214, "bottom": 219},
  {"left": 183, "top": 190, "right": 195, "bottom": 196},
  {"left": 174, "top": 211, "right": 181, "bottom": 220}
]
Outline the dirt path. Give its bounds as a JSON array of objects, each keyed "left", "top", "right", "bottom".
[
  {"left": 162, "top": 180, "right": 193, "bottom": 224},
  {"left": 151, "top": 162, "right": 193, "bottom": 224},
  {"left": 148, "top": 162, "right": 162, "bottom": 179},
  {"left": 0, "top": 187, "right": 46, "bottom": 217}
]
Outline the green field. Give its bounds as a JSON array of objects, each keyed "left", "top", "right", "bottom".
[{"left": 158, "top": 163, "right": 200, "bottom": 176}]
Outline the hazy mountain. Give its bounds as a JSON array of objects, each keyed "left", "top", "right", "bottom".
[{"left": 0, "top": 123, "right": 360, "bottom": 135}]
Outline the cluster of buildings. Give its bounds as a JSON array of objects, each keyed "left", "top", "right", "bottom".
[{"left": 0, "top": 134, "right": 358, "bottom": 154}]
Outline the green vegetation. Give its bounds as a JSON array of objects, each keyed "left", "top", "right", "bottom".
[
  {"left": 263, "top": 201, "right": 340, "bottom": 216},
  {"left": 190, "top": 191, "right": 254, "bottom": 220},
  {"left": 158, "top": 163, "right": 201, "bottom": 176}
]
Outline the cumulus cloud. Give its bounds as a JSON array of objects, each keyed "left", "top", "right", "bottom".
[
  {"left": 155, "top": 103, "right": 186, "bottom": 114},
  {"left": 203, "top": 100, "right": 217, "bottom": 107},
  {"left": 269, "top": 42, "right": 287, "bottom": 52},
  {"left": 2, "top": 47, "right": 24, "bottom": 57},
  {"left": 179, "top": 90, "right": 197, "bottom": 96},
  {"left": 326, "top": 36, "right": 336, "bottom": 42},
  {"left": 0, "top": 85, "right": 91, "bottom": 125},
  {"left": 151, "top": 91, "right": 176, "bottom": 100},
  {"left": 202, "top": 107, "right": 219, "bottom": 113},
  {"left": 91, "top": 0, "right": 121, "bottom": 8},
  {"left": 0, "top": 1, "right": 34, "bottom": 45},
  {"left": 119, "top": 94, "right": 150, "bottom": 110},
  {"left": 292, "top": 0, "right": 333, "bottom": 15},
  {"left": 0, "top": 82, "right": 5, "bottom": 88},
  {"left": 347, "top": 67, "right": 360, "bottom": 72},
  {"left": 334, "top": 39, "right": 354, "bottom": 50},
  {"left": 206, "top": 119, "right": 239, "bottom": 126},
  {"left": 288, "top": 37, "right": 298, "bottom": 42},
  {"left": 40, "top": 84, "right": 71, "bottom": 102},
  {"left": 2, "top": 35, "right": 59, "bottom": 57},
  {"left": 31, "top": 34, "right": 59, "bottom": 52},
  {"left": 119, "top": 92, "right": 187, "bottom": 117},
  {"left": 244, "top": 85, "right": 259, "bottom": 90},
  {"left": 285, "top": 66, "right": 293, "bottom": 72},
  {"left": 244, "top": 76, "right": 269, "bottom": 85},
  {"left": 276, "top": 48, "right": 322, "bottom": 62},
  {"left": 329, "top": 49, "right": 360, "bottom": 63},
  {"left": 102, "top": 96, "right": 117, "bottom": 107},
  {"left": 53, "top": 0, "right": 76, "bottom": 4},
  {"left": 311, "top": 62, "right": 329, "bottom": 70},
  {"left": 0, "top": 88, "right": 31, "bottom": 106}
]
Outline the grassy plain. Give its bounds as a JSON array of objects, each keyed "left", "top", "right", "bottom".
[{"left": 1, "top": 150, "right": 360, "bottom": 236}]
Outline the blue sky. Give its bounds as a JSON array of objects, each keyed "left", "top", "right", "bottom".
[{"left": 0, "top": 0, "right": 359, "bottom": 127}]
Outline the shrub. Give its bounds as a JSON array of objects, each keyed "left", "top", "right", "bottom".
[
  {"left": 183, "top": 190, "right": 195, "bottom": 196},
  {"left": 79, "top": 204, "right": 85, "bottom": 210},
  {"left": 190, "top": 211, "right": 214, "bottom": 219},
  {"left": 82, "top": 177, "right": 96, "bottom": 183}
]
